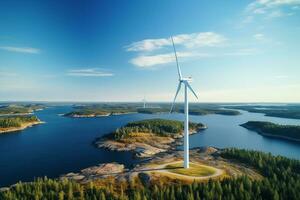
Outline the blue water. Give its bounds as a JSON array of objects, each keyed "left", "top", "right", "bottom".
[{"left": 0, "top": 106, "right": 300, "bottom": 187}]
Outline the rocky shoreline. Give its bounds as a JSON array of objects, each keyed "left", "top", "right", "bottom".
[
  {"left": 0, "top": 121, "right": 44, "bottom": 134},
  {"left": 64, "top": 112, "right": 137, "bottom": 118},
  {"left": 61, "top": 163, "right": 126, "bottom": 183},
  {"left": 60, "top": 147, "right": 262, "bottom": 185},
  {"left": 94, "top": 126, "right": 207, "bottom": 158}
]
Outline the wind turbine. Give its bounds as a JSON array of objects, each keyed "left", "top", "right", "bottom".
[
  {"left": 143, "top": 97, "right": 146, "bottom": 108},
  {"left": 170, "top": 36, "right": 198, "bottom": 169}
]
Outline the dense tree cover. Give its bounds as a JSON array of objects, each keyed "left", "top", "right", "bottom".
[
  {"left": 65, "top": 103, "right": 240, "bottom": 117},
  {"left": 225, "top": 105, "right": 300, "bottom": 119},
  {"left": 0, "top": 107, "right": 30, "bottom": 115},
  {"left": 180, "top": 108, "right": 240, "bottom": 116},
  {"left": 0, "top": 116, "right": 39, "bottom": 128},
  {"left": 1, "top": 148, "right": 300, "bottom": 199},
  {"left": 0, "top": 104, "right": 44, "bottom": 115},
  {"left": 64, "top": 110, "right": 110, "bottom": 116},
  {"left": 241, "top": 121, "right": 300, "bottom": 140},
  {"left": 220, "top": 148, "right": 300, "bottom": 200},
  {"left": 0, "top": 177, "right": 114, "bottom": 200},
  {"left": 112, "top": 119, "right": 205, "bottom": 140},
  {"left": 136, "top": 108, "right": 169, "bottom": 114},
  {"left": 65, "top": 104, "right": 139, "bottom": 116}
]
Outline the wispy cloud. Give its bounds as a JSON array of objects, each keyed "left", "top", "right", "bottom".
[
  {"left": 130, "top": 52, "right": 211, "bottom": 68},
  {"left": 126, "top": 32, "right": 227, "bottom": 52},
  {"left": 245, "top": 0, "right": 300, "bottom": 19},
  {"left": 0, "top": 46, "right": 41, "bottom": 54},
  {"left": 67, "top": 68, "right": 114, "bottom": 77},
  {"left": 253, "top": 33, "right": 266, "bottom": 41},
  {"left": 126, "top": 38, "right": 171, "bottom": 52},
  {"left": 126, "top": 32, "right": 226, "bottom": 68}
]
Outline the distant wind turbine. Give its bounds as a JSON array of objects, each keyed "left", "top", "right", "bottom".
[
  {"left": 169, "top": 36, "right": 198, "bottom": 169},
  {"left": 143, "top": 97, "right": 146, "bottom": 108}
]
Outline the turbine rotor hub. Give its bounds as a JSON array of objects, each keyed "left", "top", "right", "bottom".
[{"left": 180, "top": 77, "right": 193, "bottom": 83}]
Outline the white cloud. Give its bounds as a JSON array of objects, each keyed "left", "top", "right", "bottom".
[
  {"left": 126, "top": 38, "right": 171, "bottom": 52},
  {"left": 246, "top": 0, "right": 300, "bottom": 19},
  {"left": 247, "top": 0, "right": 300, "bottom": 11},
  {"left": 253, "top": 33, "right": 265, "bottom": 40},
  {"left": 126, "top": 32, "right": 226, "bottom": 68},
  {"left": 126, "top": 32, "right": 226, "bottom": 52},
  {"left": 130, "top": 52, "right": 211, "bottom": 68},
  {"left": 0, "top": 46, "right": 40, "bottom": 54},
  {"left": 67, "top": 68, "right": 114, "bottom": 77}
]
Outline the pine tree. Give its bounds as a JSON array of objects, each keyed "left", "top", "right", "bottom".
[{"left": 58, "top": 191, "right": 64, "bottom": 200}]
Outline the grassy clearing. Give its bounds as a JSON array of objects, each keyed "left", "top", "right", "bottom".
[{"left": 165, "top": 162, "right": 216, "bottom": 177}]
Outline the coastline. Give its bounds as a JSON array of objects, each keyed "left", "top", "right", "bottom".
[
  {"left": 0, "top": 112, "right": 33, "bottom": 117},
  {"left": 94, "top": 125, "right": 207, "bottom": 158},
  {"left": 0, "top": 121, "right": 44, "bottom": 134},
  {"left": 64, "top": 112, "right": 137, "bottom": 118},
  {"left": 240, "top": 124, "right": 300, "bottom": 143}
]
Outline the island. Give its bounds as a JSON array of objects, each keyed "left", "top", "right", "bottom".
[
  {"left": 0, "top": 115, "right": 43, "bottom": 134},
  {"left": 225, "top": 104, "right": 300, "bottom": 119},
  {"left": 241, "top": 121, "right": 300, "bottom": 142},
  {"left": 63, "top": 103, "right": 241, "bottom": 117},
  {"left": 95, "top": 118, "right": 207, "bottom": 158},
  {"left": 182, "top": 108, "right": 240, "bottom": 116},
  {"left": 0, "top": 104, "right": 45, "bottom": 116}
]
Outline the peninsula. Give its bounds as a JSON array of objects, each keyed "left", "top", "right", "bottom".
[
  {"left": 0, "top": 104, "right": 45, "bottom": 116},
  {"left": 225, "top": 104, "right": 300, "bottom": 119},
  {"left": 95, "top": 118, "right": 207, "bottom": 158},
  {"left": 0, "top": 115, "right": 43, "bottom": 134},
  {"left": 241, "top": 121, "right": 300, "bottom": 142}
]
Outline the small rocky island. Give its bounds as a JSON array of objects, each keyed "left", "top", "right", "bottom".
[
  {"left": 241, "top": 121, "right": 300, "bottom": 142},
  {"left": 94, "top": 118, "right": 207, "bottom": 158},
  {"left": 0, "top": 115, "right": 43, "bottom": 134}
]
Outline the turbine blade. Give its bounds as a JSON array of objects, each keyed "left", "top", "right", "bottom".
[
  {"left": 186, "top": 82, "right": 198, "bottom": 99},
  {"left": 170, "top": 82, "right": 182, "bottom": 113},
  {"left": 171, "top": 36, "right": 182, "bottom": 80}
]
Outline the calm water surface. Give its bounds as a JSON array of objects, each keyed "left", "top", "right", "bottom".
[{"left": 0, "top": 106, "right": 299, "bottom": 187}]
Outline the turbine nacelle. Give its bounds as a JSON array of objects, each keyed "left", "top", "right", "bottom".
[
  {"left": 180, "top": 77, "right": 193, "bottom": 83},
  {"left": 170, "top": 36, "right": 198, "bottom": 114}
]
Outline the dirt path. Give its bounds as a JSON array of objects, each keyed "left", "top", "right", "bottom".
[{"left": 144, "top": 161, "right": 224, "bottom": 181}]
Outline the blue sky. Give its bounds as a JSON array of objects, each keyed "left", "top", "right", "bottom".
[{"left": 0, "top": 0, "right": 300, "bottom": 102}]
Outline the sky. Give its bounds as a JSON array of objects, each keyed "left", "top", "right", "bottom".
[{"left": 0, "top": 0, "right": 300, "bottom": 102}]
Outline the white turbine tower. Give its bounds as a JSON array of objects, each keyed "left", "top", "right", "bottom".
[
  {"left": 143, "top": 97, "right": 146, "bottom": 108},
  {"left": 170, "top": 36, "right": 198, "bottom": 169}
]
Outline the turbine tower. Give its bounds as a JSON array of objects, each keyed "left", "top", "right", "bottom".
[
  {"left": 170, "top": 36, "right": 198, "bottom": 169},
  {"left": 143, "top": 97, "right": 146, "bottom": 108}
]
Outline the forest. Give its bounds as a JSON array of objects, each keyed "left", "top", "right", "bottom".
[
  {"left": 1, "top": 148, "right": 299, "bottom": 199},
  {"left": 0, "top": 116, "right": 40, "bottom": 128},
  {"left": 241, "top": 121, "right": 300, "bottom": 141},
  {"left": 225, "top": 104, "right": 300, "bottom": 119},
  {"left": 0, "top": 104, "right": 44, "bottom": 115},
  {"left": 64, "top": 103, "right": 241, "bottom": 117},
  {"left": 111, "top": 119, "right": 205, "bottom": 140}
]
